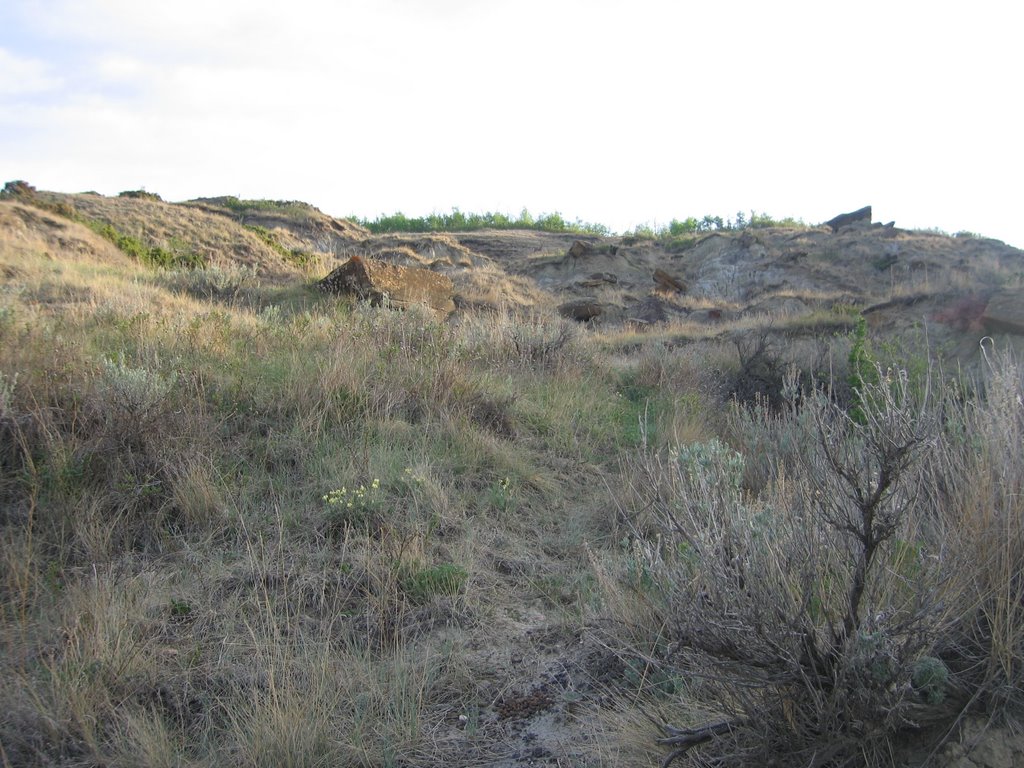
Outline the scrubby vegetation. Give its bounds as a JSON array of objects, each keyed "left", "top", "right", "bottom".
[
  {"left": 1, "top": 198, "right": 1021, "bottom": 767},
  {"left": 357, "top": 208, "right": 612, "bottom": 236},
  {"left": 605, "top": 354, "right": 1023, "bottom": 765},
  {"left": 191, "top": 196, "right": 321, "bottom": 222},
  {"left": 357, "top": 209, "right": 805, "bottom": 239},
  {"left": 118, "top": 189, "right": 164, "bottom": 202},
  {"left": 83, "top": 220, "right": 207, "bottom": 269},
  {"left": 628, "top": 210, "right": 807, "bottom": 240}
]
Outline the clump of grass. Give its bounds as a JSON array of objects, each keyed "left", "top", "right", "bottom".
[{"left": 400, "top": 562, "right": 468, "bottom": 603}]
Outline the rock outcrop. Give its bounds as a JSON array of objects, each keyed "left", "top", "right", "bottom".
[
  {"left": 825, "top": 206, "right": 872, "bottom": 233},
  {"left": 578, "top": 272, "right": 618, "bottom": 288},
  {"left": 982, "top": 289, "right": 1024, "bottom": 335},
  {"left": 567, "top": 240, "right": 593, "bottom": 259},
  {"left": 319, "top": 255, "right": 456, "bottom": 315}
]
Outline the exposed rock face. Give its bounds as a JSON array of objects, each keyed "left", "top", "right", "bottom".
[
  {"left": 653, "top": 268, "right": 687, "bottom": 293},
  {"left": 825, "top": 206, "right": 872, "bottom": 233},
  {"left": 558, "top": 298, "right": 603, "bottom": 322},
  {"left": 578, "top": 272, "right": 618, "bottom": 288},
  {"left": 982, "top": 289, "right": 1024, "bottom": 335},
  {"left": 319, "top": 255, "right": 455, "bottom": 315},
  {"left": 567, "top": 240, "right": 593, "bottom": 259}
]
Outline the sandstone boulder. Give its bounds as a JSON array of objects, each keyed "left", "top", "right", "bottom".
[
  {"left": 567, "top": 240, "right": 593, "bottom": 259},
  {"left": 982, "top": 289, "right": 1024, "bottom": 335},
  {"left": 825, "top": 206, "right": 872, "bottom": 233},
  {"left": 558, "top": 298, "right": 603, "bottom": 322},
  {"left": 319, "top": 255, "right": 455, "bottom": 315}
]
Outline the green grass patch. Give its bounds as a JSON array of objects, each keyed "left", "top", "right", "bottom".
[{"left": 400, "top": 562, "right": 468, "bottom": 603}]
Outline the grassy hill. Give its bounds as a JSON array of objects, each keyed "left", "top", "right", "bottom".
[{"left": 1, "top": 187, "right": 1022, "bottom": 767}]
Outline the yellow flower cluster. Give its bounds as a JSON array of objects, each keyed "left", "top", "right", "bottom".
[{"left": 323, "top": 479, "right": 380, "bottom": 509}]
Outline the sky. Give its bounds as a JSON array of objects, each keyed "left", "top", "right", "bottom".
[{"left": 1, "top": 0, "right": 1022, "bottom": 245}]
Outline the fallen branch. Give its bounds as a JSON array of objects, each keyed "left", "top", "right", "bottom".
[{"left": 658, "top": 718, "right": 743, "bottom": 767}]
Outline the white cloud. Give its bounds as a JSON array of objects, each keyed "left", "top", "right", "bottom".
[
  {"left": 93, "top": 54, "right": 147, "bottom": 82},
  {"left": 0, "top": 47, "right": 63, "bottom": 95}
]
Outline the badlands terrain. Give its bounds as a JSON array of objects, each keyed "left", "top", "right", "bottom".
[{"left": 1, "top": 185, "right": 1022, "bottom": 767}]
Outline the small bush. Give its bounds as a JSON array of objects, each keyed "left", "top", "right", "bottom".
[
  {"left": 98, "top": 354, "right": 178, "bottom": 421},
  {"left": 911, "top": 656, "right": 949, "bottom": 706},
  {"left": 0, "top": 179, "right": 37, "bottom": 200},
  {"left": 117, "top": 189, "right": 163, "bottom": 202}
]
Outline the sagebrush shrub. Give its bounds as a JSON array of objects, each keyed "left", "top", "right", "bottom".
[{"left": 617, "top": 354, "right": 1023, "bottom": 766}]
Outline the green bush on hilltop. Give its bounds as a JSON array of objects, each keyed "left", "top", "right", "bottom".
[
  {"left": 118, "top": 189, "right": 163, "bottom": 202},
  {"left": 209, "top": 196, "right": 318, "bottom": 220},
  {"left": 629, "top": 211, "right": 806, "bottom": 239},
  {"left": 357, "top": 207, "right": 611, "bottom": 236},
  {"left": 0, "top": 179, "right": 37, "bottom": 200}
]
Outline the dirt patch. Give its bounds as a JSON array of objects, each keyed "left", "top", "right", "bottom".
[{"left": 897, "top": 716, "right": 1024, "bottom": 768}]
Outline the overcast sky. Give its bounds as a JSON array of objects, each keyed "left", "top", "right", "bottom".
[{"left": 2, "top": 0, "right": 1021, "bottom": 244}]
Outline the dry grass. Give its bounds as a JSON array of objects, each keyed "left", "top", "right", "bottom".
[
  {"left": 35, "top": 192, "right": 301, "bottom": 274},
  {"left": 0, "top": 227, "right": 642, "bottom": 765}
]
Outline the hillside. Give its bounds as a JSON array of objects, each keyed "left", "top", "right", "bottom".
[
  {"left": 12, "top": 184, "right": 1024, "bottom": 360},
  {"left": 1, "top": 187, "right": 1022, "bottom": 768}
]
